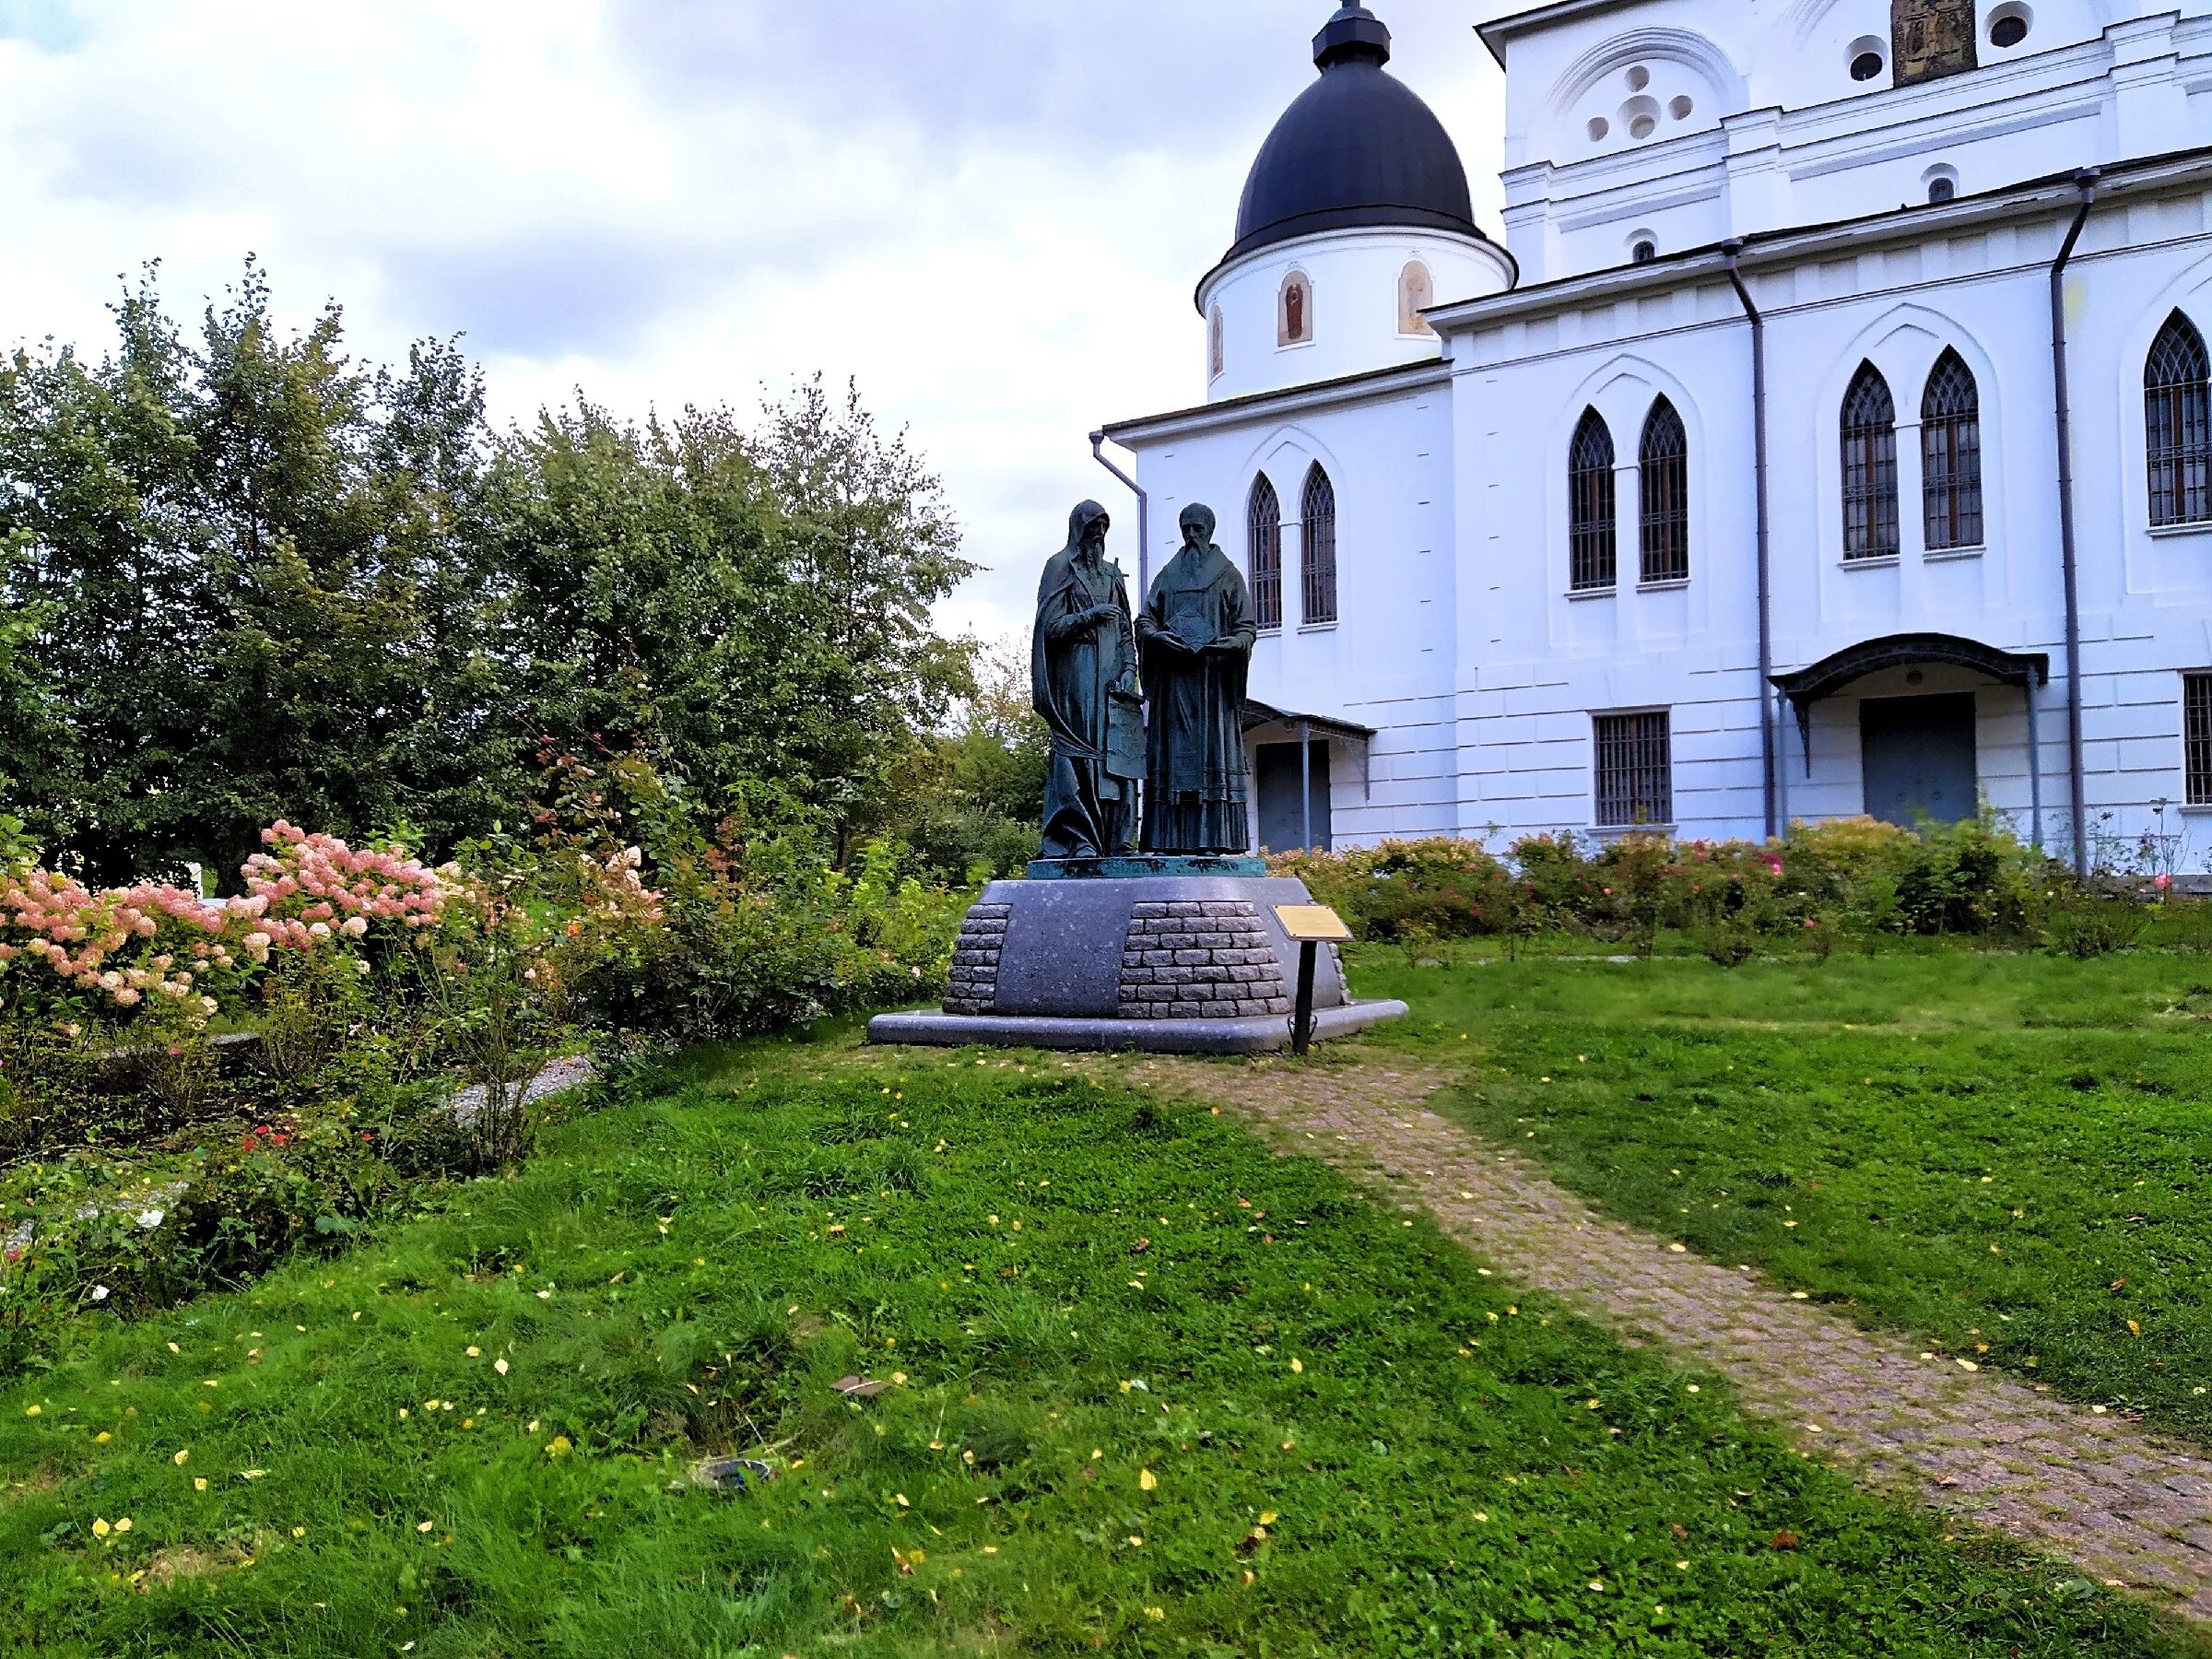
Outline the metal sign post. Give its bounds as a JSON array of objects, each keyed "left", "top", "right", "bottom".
[{"left": 1273, "top": 904, "right": 1354, "bottom": 1056}]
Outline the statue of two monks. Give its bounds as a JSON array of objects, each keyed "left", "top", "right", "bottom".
[{"left": 1031, "top": 500, "right": 1257, "bottom": 859}]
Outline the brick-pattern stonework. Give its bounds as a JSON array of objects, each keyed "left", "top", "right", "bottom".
[
  {"left": 1117, "top": 900, "right": 1293, "bottom": 1021},
  {"left": 1142, "top": 1056, "right": 2212, "bottom": 1626},
  {"left": 941, "top": 902, "right": 1012, "bottom": 1017}
]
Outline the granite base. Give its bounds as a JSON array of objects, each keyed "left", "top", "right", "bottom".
[{"left": 866, "top": 999, "right": 1409, "bottom": 1055}]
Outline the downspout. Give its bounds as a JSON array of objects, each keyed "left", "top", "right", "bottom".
[
  {"left": 1088, "top": 430, "right": 1152, "bottom": 600},
  {"left": 2049, "top": 170, "right": 2099, "bottom": 878},
  {"left": 1722, "top": 241, "right": 1778, "bottom": 840}
]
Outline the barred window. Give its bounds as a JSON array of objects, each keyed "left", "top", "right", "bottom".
[
  {"left": 1570, "top": 407, "right": 1618, "bottom": 592},
  {"left": 1594, "top": 711, "right": 1673, "bottom": 827},
  {"left": 1921, "top": 347, "right": 1983, "bottom": 550},
  {"left": 2146, "top": 311, "right": 2212, "bottom": 528},
  {"left": 1248, "top": 474, "right": 1283, "bottom": 631},
  {"left": 1841, "top": 362, "right": 1900, "bottom": 559},
  {"left": 1639, "top": 396, "right": 1689, "bottom": 583},
  {"left": 1300, "top": 464, "right": 1337, "bottom": 626},
  {"left": 2188, "top": 672, "right": 2212, "bottom": 806}
]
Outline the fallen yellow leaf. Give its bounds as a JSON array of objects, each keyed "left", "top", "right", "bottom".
[{"left": 1138, "top": 1468, "right": 1158, "bottom": 1492}]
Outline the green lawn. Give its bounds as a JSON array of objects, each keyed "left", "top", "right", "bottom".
[
  {"left": 1359, "top": 948, "right": 2212, "bottom": 1442},
  {"left": 1, "top": 1030, "right": 2190, "bottom": 1656}
]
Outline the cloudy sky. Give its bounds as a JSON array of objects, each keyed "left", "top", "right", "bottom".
[{"left": 0, "top": 0, "right": 1506, "bottom": 646}]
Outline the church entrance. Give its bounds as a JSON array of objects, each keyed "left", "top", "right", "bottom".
[
  {"left": 1256, "top": 740, "right": 1332, "bottom": 852},
  {"left": 1861, "top": 693, "right": 1978, "bottom": 827}
]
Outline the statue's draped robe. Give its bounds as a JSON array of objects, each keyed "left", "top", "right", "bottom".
[
  {"left": 1032, "top": 503, "right": 1137, "bottom": 859},
  {"left": 1138, "top": 538, "right": 1257, "bottom": 854}
]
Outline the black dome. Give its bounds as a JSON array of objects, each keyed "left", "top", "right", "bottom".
[{"left": 1223, "top": 6, "right": 1481, "bottom": 267}]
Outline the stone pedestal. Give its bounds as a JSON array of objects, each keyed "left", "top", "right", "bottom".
[{"left": 867, "top": 867, "right": 1406, "bottom": 1053}]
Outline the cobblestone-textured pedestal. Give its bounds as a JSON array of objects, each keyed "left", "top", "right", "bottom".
[{"left": 868, "top": 873, "right": 1406, "bottom": 1054}]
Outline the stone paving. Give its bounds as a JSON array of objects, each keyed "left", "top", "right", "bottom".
[{"left": 1135, "top": 1053, "right": 2212, "bottom": 1626}]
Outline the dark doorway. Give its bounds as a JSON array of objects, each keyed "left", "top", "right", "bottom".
[
  {"left": 1861, "top": 693, "right": 1978, "bottom": 826},
  {"left": 1256, "top": 741, "right": 1331, "bottom": 852}
]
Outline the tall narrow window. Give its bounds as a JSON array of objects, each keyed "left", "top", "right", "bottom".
[
  {"left": 1841, "top": 362, "right": 1900, "bottom": 559},
  {"left": 1279, "top": 273, "right": 1312, "bottom": 347},
  {"left": 1594, "top": 711, "right": 1673, "bottom": 827},
  {"left": 1300, "top": 464, "right": 1337, "bottom": 626},
  {"left": 1209, "top": 304, "right": 1226, "bottom": 381},
  {"left": 1921, "top": 347, "right": 1983, "bottom": 550},
  {"left": 1569, "top": 407, "right": 1618, "bottom": 591},
  {"left": 2187, "top": 671, "right": 2212, "bottom": 806},
  {"left": 1398, "top": 260, "right": 1435, "bottom": 335},
  {"left": 1248, "top": 475, "right": 1283, "bottom": 632},
  {"left": 2146, "top": 311, "right": 2212, "bottom": 527},
  {"left": 1638, "top": 397, "right": 1689, "bottom": 583}
]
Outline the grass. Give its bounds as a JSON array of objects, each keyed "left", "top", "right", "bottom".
[
  {"left": 1359, "top": 947, "right": 2212, "bottom": 1442},
  {"left": 0, "top": 1028, "right": 2193, "bottom": 1656}
]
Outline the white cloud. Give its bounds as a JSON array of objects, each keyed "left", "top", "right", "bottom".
[{"left": 0, "top": 0, "right": 1505, "bottom": 647}]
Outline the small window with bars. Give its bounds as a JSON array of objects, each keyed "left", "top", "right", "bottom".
[
  {"left": 1594, "top": 711, "right": 1673, "bottom": 828},
  {"left": 2146, "top": 311, "right": 2212, "bottom": 528},
  {"left": 1248, "top": 474, "right": 1282, "bottom": 631},
  {"left": 1569, "top": 407, "right": 1618, "bottom": 591},
  {"left": 1300, "top": 464, "right": 1337, "bottom": 626},
  {"left": 1841, "top": 361, "right": 1900, "bottom": 559},
  {"left": 1639, "top": 397, "right": 1688, "bottom": 583},
  {"left": 2188, "top": 671, "right": 2212, "bottom": 806},
  {"left": 1921, "top": 348, "right": 1983, "bottom": 550}
]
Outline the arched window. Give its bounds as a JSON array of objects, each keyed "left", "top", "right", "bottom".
[
  {"left": 1300, "top": 465, "right": 1337, "bottom": 626},
  {"left": 2146, "top": 311, "right": 2212, "bottom": 527},
  {"left": 1569, "top": 407, "right": 1618, "bottom": 592},
  {"left": 1841, "top": 362, "right": 1900, "bottom": 559},
  {"left": 1398, "top": 261, "right": 1434, "bottom": 335},
  {"left": 1209, "top": 305, "right": 1225, "bottom": 382},
  {"left": 1279, "top": 273, "right": 1312, "bottom": 347},
  {"left": 1248, "top": 475, "right": 1283, "bottom": 631},
  {"left": 1639, "top": 397, "right": 1688, "bottom": 583},
  {"left": 1921, "top": 348, "right": 1983, "bottom": 550}
]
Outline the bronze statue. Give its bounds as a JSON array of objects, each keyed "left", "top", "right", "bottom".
[
  {"left": 1032, "top": 500, "right": 1142, "bottom": 858},
  {"left": 1137, "top": 503, "right": 1257, "bottom": 854}
]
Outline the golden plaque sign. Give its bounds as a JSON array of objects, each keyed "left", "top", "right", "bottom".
[
  {"left": 1893, "top": 0, "right": 1977, "bottom": 86},
  {"left": 1275, "top": 904, "right": 1354, "bottom": 944}
]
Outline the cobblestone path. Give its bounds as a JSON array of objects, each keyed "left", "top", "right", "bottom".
[{"left": 1135, "top": 1054, "right": 2212, "bottom": 1625}]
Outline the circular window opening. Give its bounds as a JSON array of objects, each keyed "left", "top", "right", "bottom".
[
  {"left": 1851, "top": 50, "right": 1886, "bottom": 81},
  {"left": 1630, "top": 113, "right": 1657, "bottom": 138},
  {"left": 1632, "top": 241, "right": 1657, "bottom": 265},
  {"left": 1668, "top": 95, "right": 1694, "bottom": 121},
  {"left": 1587, "top": 115, "right": 1610, "bottom": 142},
  {"left": 1619, "top": 94, "right": 1660, "bottom": 140},
  {"left": 1989, "top": 6, "right": 2031, "bottom": 48},
  {"left": 1626, "top": 65, "right": 1651, "bottom": 92},
  {"left": 1928, "top": 176, "right": 1956, "bottom": 204}
]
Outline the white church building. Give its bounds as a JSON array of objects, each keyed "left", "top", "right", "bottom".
[{"left": 1100, "top": 0, "right": 2212, "bottom": 873}]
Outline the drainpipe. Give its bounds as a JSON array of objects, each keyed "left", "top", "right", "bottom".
[
  {"left": 1088, "top": 430, "right": 1152, "bottom": 601},
  {"left": 1722, "top": 241, "right": 1778, "bottom": 840},
  {"left": 2050, "top": 170, "right": 2099, "bottom": 878}
]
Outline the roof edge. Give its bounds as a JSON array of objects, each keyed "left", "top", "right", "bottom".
[{"left": 1101, "top": 359, "right": 1450, "bottom": 446}]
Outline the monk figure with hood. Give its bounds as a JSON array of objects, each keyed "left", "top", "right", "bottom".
[
  {"left": 1031, "top": 500, "right": 1142, "bottom": 858},
  {"left": 1137, "top": 503, "right": 1257, "bottom": 854}
]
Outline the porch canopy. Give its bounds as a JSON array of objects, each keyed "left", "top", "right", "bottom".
[
  {"left": 1242, "top": 700, "right": 1376, "bottom": 789},
  {"left": 1770, "top": 631, "right": 2050, "bottom": 752}
]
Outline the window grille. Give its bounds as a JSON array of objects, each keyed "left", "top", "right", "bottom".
[
  {"left": 1639, "top": 397, "right": 1689, "bottom": 583},
  {"left": 1300, "top": 465, "right": 1337, "bottom": 625},
  {"left": 1248, "top": 475, "right": 1282, "bottom": 631},
  {"left": 1569, "top": 408, "right": 1618, "bottom": 591},
  {"left": 2147, "top": 312, "right": 2212, "bottom": 527},
  {"left": 2188, "top": 672, "right": 2212, "bottom": 806},
  {"left": 1841, "top": 362, "right": 1900, "bottom": 559},
  {"left": 1921, "top": 348, "right": 1983, "bottom": 549},
  {"left": 1594, "top": 712, "right": 1673, "bottom": 827}
]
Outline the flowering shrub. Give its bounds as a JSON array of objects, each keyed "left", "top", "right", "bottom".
[
  {"left": 1272, "top": 817, "right": 2065, "bottom": 955},
  {"left": 240, "top": 821, "right": 453, "bottom": 953}
]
